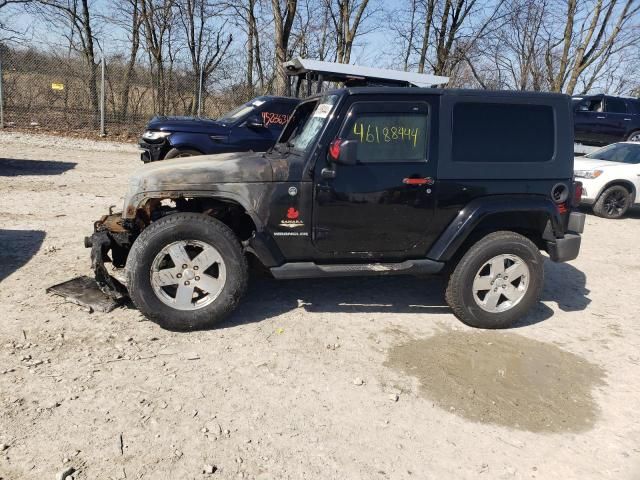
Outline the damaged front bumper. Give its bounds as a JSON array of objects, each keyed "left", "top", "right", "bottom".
[
  {"left": 139, "top": 139, "right": 167, "bottom": 162},
  {"left": 85, "top": 212, "right": 134, "bottom": 300}
]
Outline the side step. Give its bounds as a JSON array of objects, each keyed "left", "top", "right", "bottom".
[{"left": 270, "top": 259, "right": 444, "bottom": 280}]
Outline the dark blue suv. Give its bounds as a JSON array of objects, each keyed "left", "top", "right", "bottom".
[
  {"left": 573, "top": 94, "right": 640, "bottom": 146},
  {"left": 139, "top": 96, "right": 300, "bottom": 162}
]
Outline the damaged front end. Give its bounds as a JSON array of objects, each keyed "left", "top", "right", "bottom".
[{"left": 85, "top": 209, "right": 137, "bottom": 300}]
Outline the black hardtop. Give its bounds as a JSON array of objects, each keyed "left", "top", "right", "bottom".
[
  {"left": 311, "top": 86, "right": 573, "bottom": 181},
  {"left": 342, "top": 86, "right": 571, "bottom": 101}
]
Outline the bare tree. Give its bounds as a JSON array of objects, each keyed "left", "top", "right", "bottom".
[
  {"left": 326, "top": 0, "right": 373, "bottom": 64},
  {"left": 176, "top": 0, "right": 232, "bottom": 114},
  {"left": 431, "top": 0, "right": 506, "bottom": 77},
  {"left": 223, "top": 0, "right": 266, "bottom": 92},
  {"left": 139, "top": 0, "right": 175, "bottom": 114},
  {"left": 489, "top": 0, "right": 548, "bottom": 90},
  {"left": 106, "top": 0, "right": 143, "bottom": 121},
  {"left": 0, "top": 0, "right": 31, "bottom": 8},
  {"left": 544, "top": 0, "right": 640, "bottom": 95},
  {"left": 32, "top": 0, "right": 101, "bottom": 121},
  {"left": 417, "top": 0, "right": 435, "bottom": 73},
  {"left": 271, "top": 0, "right": 296, "bottom": 95}
]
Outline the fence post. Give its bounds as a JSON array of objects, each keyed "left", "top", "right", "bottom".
[
  {"left": 197, "top": 64, "right": 203, "bottom": 117},
  {"left": 100, "top": 57, "right": 106, "bottom": 136},
  {"left": 0, "top": 55, "right": 4, "bottom": 129}
]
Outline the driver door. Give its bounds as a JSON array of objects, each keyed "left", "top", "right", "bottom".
[{"left": 312, "top": 97, "right": 439, "bottom": 257}]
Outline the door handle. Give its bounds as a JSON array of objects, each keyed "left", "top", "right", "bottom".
[
  {"left": 596, "top": 116, "right": 606, "bottom": 119},
  {"left": 624, "top": 118, "right": 632, "bottom": 121},
  {"left": 403, "top": 177, "right": 434, "bottom": 185}
]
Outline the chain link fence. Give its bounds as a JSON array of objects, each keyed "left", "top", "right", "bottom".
[{"left": 0, "top": 46, "right": 255, "bottom": 138}]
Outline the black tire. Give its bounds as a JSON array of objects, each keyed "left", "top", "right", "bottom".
[
  {"left": 164, "top": 148, "right": 202, "bottom": 159},
  {"left": 593, "top": 185, "right": 631, "bottom": 219},
  {"left": 126, "top": 213, "right": 248, "bottom": 331},
  {"left": 626, "top": 130, "right": 640, "bottom": 143},
  {"left": 445, "top": 231, "right": 543, "bottom": 329}
]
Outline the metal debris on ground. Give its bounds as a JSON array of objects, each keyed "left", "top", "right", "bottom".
[{"left": 46, "top": 276, "right": 124, "bottom": 313}]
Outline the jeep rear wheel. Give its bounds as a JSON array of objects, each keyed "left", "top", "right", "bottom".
[
  {"left": 126, "top": 213, "right": 248, "bottom": 331},
  {"left": 593, "top": 185, "right": 631, "bottom": 219},
  {"left": 445, "top": 231, "right": 543, "bottom": 329}
]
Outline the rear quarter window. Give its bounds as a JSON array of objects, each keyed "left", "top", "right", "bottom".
[{"left": 452, "top": 103, "right": 555, "bottom": 163}]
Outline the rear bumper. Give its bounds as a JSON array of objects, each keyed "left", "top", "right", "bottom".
[{"left": 546, "top": 211, "right": 585, "bottom": 262}]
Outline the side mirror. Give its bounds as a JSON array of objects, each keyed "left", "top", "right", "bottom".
[
  {"left": 328, "top": 138, "right": 358, "bottom": 165},
  {"left": 246, "top": 115, "right": 265, "bottom": 129}
]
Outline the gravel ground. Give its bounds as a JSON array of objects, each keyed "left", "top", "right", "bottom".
[{"left": 1, "top": 132, "right": 639, "bottom": 480}]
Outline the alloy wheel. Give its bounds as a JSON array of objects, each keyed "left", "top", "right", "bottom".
[
  {"left": 603, "top": 191, "right": 628, "bottom": 217},
  {"left": 150, "top": 240, "right": 226, "bottom": 310},
  {"left": 472, "top": 254, "right": 530, "bottom": 313}
]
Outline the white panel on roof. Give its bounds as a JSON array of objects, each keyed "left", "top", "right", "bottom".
[{"left": 284, "top": 57, "right": 449, "bottom": 88}]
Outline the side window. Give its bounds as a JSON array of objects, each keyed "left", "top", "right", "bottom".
[
  {"left": 605, "top": 97, "right": 627, "bottom": 114},
  {"left": 577, "top": 98, "right": 603, "bottom": 112},
  {"left": 629, "top": 147, "right": 640, "bottom": 164},
  {"left": 452, "top": 102, "right": 555, "bottom": 163},
  {"left": 261, "top": 102, "right": 293, "bottom": 130},
  {"left": 343, "top": 110, "right": 429, "bottom": 163},
  {"left": 628, "top": 100, "right": 640, "bottom": 115}
]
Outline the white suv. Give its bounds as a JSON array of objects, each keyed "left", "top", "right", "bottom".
[{"left": 574, "top": 142, "right": 640, "bottom": 218}]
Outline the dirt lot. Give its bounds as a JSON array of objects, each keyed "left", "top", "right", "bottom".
[{"left": 1, "top": 131, "right": 639, "bottom": 480}]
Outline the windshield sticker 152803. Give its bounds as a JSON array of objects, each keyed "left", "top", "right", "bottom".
[{"left": 262, "top": 112, "right": 290, "bottom": 127}]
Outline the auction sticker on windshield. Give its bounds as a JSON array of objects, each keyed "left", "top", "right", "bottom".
[{"left": 314, "top": 103, "right": 333, "bottom": 118}]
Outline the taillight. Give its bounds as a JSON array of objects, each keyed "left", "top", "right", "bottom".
[
  {"left": 328, "top": 138, "right": 342, "bottom": 161},
  {"left": 572, "top": 181, "right": 583, "bottom": 207}
]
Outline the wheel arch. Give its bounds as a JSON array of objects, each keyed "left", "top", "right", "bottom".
[
  {"left": 132, "top": 194, "right": 285, "bottom": 268},
  {"left": 428, "top": 195, "right": 562, "bottom": 263},
  {"left": 626, "top": 129, "right": 640, "bottom": 142},
  {"left": 595, "top": 179, "right": 637, "bottom": 204}
]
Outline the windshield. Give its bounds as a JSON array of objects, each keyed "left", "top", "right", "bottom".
[
  {"left": 218, "top": 104, "right": 255, "bottom": 123},
  {"left": 586, "top": 143, "right": 640, "bottom": 164},
  {"left": 288, "top": 94, "right": 340, "bottom": 151},
  {"left": 218, "top": 98, "right": 267, "bottom": 123}
]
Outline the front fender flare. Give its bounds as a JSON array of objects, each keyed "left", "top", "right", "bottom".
[
  {"left": 427, "top": 195, "right": 563, "bottom": 262},
  {"left": 123, "top": 189, "right": 265, "bottom": 232}
]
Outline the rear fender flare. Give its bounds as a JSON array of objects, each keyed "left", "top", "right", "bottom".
[{"left": 427, "top": 195, "right": 563, "bottom": 262}]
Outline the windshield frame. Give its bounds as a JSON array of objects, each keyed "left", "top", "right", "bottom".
[{"left": 285, "top": 93, "right": 342, "bottom": 155}]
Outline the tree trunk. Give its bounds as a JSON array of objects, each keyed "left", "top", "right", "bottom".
[
  {"left": 120, "top": 0, "right": 141, "bottom": 122},
  {"left": 418, "top": 0, "right": 435, "bottom": 73}
]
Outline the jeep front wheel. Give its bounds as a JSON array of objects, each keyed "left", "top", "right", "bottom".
[
  {"left": 445, "top": 231, "right": 543, "bottom": 329},
  {"left": 126, "top": 213, "right": 248, "bottom": 331}
]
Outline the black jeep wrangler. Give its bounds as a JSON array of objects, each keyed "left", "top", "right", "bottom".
[{"left": 87, "top": 87, "right": 585, "bottom": 331}]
